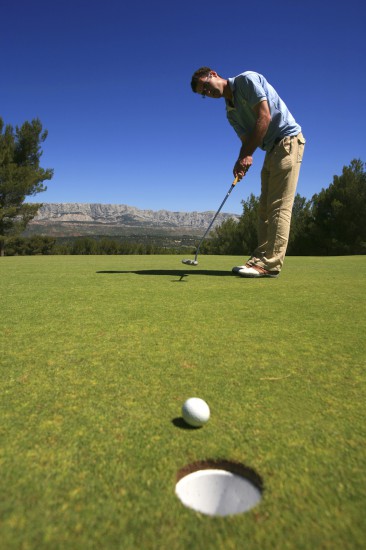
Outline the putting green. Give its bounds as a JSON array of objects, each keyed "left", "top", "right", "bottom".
[{"left": 1, "top": 255, "right": 365, "bottom": 549}]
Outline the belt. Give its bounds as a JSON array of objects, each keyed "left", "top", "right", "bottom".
[
  {"left": 270, "top": 133, "right": 298, "bottom": 152},
  {"left": 268, "top": 137, "right": 283, "bottom": 152}
]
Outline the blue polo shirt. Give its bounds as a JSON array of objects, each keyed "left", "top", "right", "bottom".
[{"left": 226, "top": 71, "right": 301, "bottom": 152}]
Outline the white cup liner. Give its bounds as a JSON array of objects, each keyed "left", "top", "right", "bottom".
[{"left": 175, "top": 461, "right": 262, "bottom": 517}]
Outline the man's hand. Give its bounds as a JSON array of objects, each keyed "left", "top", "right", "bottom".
[{"left": 234, "top": 156, "right": 253, "bottom": 181}]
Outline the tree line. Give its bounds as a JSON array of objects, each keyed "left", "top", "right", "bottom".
[{"left": 3, "top": 236, "right": 190, "bottom": 256}]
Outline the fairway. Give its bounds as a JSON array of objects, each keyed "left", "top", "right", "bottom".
[{"left": 1, "top": 255, "right": 365, "bottom": 549}]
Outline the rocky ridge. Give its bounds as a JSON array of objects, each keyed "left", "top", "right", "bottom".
[{"left": 28, "top": 203, "right": 239, "bottom": 236}]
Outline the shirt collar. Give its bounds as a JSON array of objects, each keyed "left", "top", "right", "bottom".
[{"left": 225, "top": 77, "right": 236, "bottom": 111}]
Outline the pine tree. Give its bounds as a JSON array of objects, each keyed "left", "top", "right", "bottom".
[
  {"left": 0, "top": 118, "right": 54, "bottom": 255},
  {"left": 311, "top": 159, "right": 366, "bottom": 254}
]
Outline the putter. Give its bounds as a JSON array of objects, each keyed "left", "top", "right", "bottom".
[{"left": 182, "top": 176, "right": 239, "bottom": 266}]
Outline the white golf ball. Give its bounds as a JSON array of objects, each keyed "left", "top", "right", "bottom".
[{"left": 182, "top": 398, "right": 210, "bottom": 428}]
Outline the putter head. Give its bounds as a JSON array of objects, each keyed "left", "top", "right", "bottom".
[{"left": 182, "top": 259, "right": 198, "bottom": 266}]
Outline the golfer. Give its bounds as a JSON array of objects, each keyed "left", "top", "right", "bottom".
[{"left": 191, "top": 67, "right": 306, "bottom": 278}]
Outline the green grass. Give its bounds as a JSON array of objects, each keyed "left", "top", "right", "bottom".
[{"left": 1, "top": 255, "right": 365, "bottom": 550}]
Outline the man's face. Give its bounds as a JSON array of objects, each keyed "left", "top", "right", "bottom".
[{"left": 196, "top": 72, "right": 225, "bottom": 98}]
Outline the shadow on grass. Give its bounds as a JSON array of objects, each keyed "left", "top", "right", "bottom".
[
  {"left": 96, "top": 270, "right": 233, "bottom": 277},
  {"left": 172, "top": 417, "right": 202, "bottom": 430}
]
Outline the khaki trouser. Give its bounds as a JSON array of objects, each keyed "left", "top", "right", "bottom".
[{"left": 252, "top": 132, "right": 306, "bottom": 272}]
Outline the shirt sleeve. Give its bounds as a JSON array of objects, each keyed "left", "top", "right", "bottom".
[{"left": 235, "top": 72, "right": 267, "bottom": 107}]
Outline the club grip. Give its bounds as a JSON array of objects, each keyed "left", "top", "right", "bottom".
[{"left": 233, "top": 176, "right": 239, "bottom": 186}]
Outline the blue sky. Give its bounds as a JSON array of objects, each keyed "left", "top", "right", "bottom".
[{"left": 1, "top": 0, "right": 365, "bottom": 214}]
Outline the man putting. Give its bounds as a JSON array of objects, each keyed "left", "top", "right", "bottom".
[{"left": 191, "top": 67, "right": 305, "bottom": 278}]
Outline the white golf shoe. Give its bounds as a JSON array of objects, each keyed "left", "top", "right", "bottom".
[
  {"left": 237, "top": 265, "right": 279, "bottom": 278},
  {"left": 231, "top": 260, "right": 255, "bottom": 274}
]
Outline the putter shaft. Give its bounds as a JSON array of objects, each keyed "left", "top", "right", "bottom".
[{"left": 182, "top": 176, "right": 239, "bottom": 266}]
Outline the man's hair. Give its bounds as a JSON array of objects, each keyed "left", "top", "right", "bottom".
[{"left": 191, "top": 66, "right": 212, "bottom": 92}]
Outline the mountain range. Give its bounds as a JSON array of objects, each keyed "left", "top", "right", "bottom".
[{"left": 25, "top": 203, "right": 239, "bottom": 237}]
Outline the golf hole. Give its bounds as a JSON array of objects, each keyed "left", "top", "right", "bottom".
[{"left": 175, "top": 460, "right": 263, "bottom": 517}]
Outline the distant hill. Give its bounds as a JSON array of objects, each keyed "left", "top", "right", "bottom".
[{"left": 24, "top": 203, "right": 239, "bottom": 238}]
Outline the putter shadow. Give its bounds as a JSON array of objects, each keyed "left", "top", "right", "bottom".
[
  {"left": 172, "top": 274, "right": 188, "bottom": 282},
  {"left": 96, "top": 269, "right": 233, "bottom": 277}
]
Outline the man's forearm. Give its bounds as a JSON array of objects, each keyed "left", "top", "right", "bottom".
[
  {"left": 233, "top": 100, "right": 271, "bottom": 180},
  {"left": 239, "top": 115, "right": 270, "bottom": 158}
]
